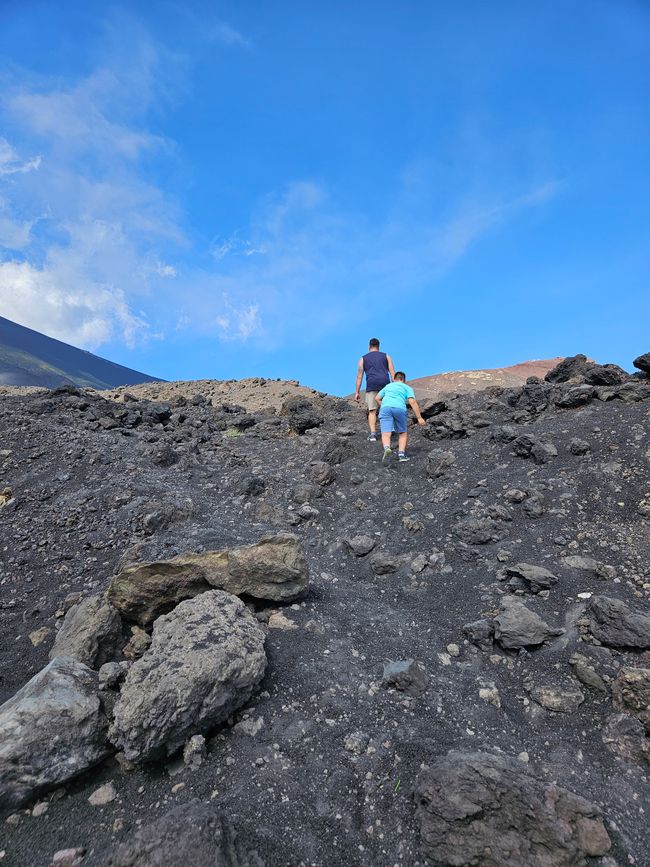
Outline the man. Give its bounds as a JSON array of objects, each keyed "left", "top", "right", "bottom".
[
  {"left": 355, "top": 338, "right": 396, "bottom": 442},
  {"left": 375, "top": 372, "right": 426, "bottom": 462}
]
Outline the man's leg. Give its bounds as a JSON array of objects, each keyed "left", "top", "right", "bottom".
[{"left": 368, "top": 409, "right": 377, "bottom": 434}]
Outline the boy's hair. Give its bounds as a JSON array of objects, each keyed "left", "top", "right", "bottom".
[
  {"left": 394, "top": 371, "right": 406, "bottom": 381},
  {"left": 369, "top": 337, "right": 380, "bottom": 348}
]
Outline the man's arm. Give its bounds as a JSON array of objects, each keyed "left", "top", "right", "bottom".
[
  {"left": 408, "top": 397, "right": 426, "bottom": 425},
  {"left": 354, "top": 358, "right": 364, "bottom": 401},
  {"left": 386, "top": 354, "right": 396, "bottom": 381}
]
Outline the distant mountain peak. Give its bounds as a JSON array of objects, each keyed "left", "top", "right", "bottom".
[{"left": 0, "top": 316, "right": 162, "bottom": 389}]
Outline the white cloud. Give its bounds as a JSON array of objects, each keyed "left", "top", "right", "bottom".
[
  {"left": 210, "top": 22, "right": 252, "bottom": 49},
  {"left": 215, "top": 300, "right": 261, "bottom": 341},
  {"left": 0, "top": 259, "right": 148, "bottom": 347},
  {"left": 0, "top": 138, "right": 41, "bottom": 177}
]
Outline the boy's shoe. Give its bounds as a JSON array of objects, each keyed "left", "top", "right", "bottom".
[
  {"left": 382, "top": 446, "right": 393, "bottom": 464},
  {"left": 398, "top": 452, "right": 410, "bottom": 462},
  {"left": 367, "top": 433, "right": 377, "bottom": 442}
]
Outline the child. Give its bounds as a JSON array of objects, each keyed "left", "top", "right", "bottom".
[{"left": 375, "top": 372, "right": 426, "bottom": 462}]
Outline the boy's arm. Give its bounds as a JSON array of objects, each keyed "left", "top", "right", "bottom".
[
  {"left": 375, "top": 386, "right": 385, "bottom": 407},
  {"left": 386, "top": 354, "right": 396, "bottom": 380},
  {"left": 408, "top": 397, "right": 426, "bottom": 425},
  {"left": 354, "top": 358, "right": 364, "bottom": 401}
]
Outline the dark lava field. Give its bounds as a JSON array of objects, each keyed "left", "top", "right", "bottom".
[{"left": 1, "top": 353, "right": 650, "bottom": 867}]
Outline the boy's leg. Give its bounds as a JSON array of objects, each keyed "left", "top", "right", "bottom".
[
  {"left": 398, "top": 431, "right": 407, "bottom": 452},
  {"left": 396, "top": 410, "right": 408, "bottom": 454}
]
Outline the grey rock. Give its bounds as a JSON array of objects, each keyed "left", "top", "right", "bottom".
[
  {"left": 382, "top": 659, "right": 428, "bottom": 696},
  {"left": 612, "top": 667, "right": 650, "bottom": 733},
  {"left": 454, "top": 517, "right": 504, "bottom": 545},
  {"left": 493, "top": 599, "right": 563, "bottom": 649},
  {"left": 183, "top": 734, "right": 207, "bottom": 769},
  {"left": 555, "top": 385, "right": 596, "bottom": 408},
  {"left": 49, "top": 594, "right": 123, "bottom": 669},
  {"left": 98, "top": 661, "right": 130, "bottom": 690},
  {"left": 369, "top": 551, "right": 401, "bottom": 574},
  {"left": 321, "top": 437, "right": 352, "bottom": 465},
  {"left": 415, "top": 751, "right": 611, "bottom": 865},
  {"left": 584, "top": 364, "right": 627, "bottom": 386},
  {"left": 505, "top": 562, "right": 558, "bottom": 593},
  {"left": 309, "top": 461, "right": 336, "bottom": 486},
  {"left": 0, "top": 657, "right": 111, "bottom": 809},
  {"left": 109, "top": 591, "right": 266, "bottom": 762},
  {"left": 523, "top": 491, "right": 546, "bottom": 518},
  {"left": 344, "top": 534, "right": 376, "bottom": 557},
  {"left": 147, "top": 443, "right": 179, "bottom": 467},
  {"left": 588, "top": 595, "right": 650, "bottom": 649},
  {"left": 570, "top": 437, "right": 591, "bottom": 455},
  {"left": 108, "top": 533, "right": 309, "bottom": 625},
  {"left": 544, "top": 354, "right": 591, "bottom": 383},
  {"left": 426, "top": 449, "right": 456, "bottom": 478},
  {"left": 530, "top": 684, "right": 585, "bottom": 713},
  {"left": 603, "top": 713, "right": 650, "bottom": 766},
  {"left": 463, "top": 619, "right": 494, "bottom": 651},
  {"left": 101, "top": 799, "right": 265, "bottom": 866},
  {"left": 569, "top": 654, "right": 608, "bottom": 692}
]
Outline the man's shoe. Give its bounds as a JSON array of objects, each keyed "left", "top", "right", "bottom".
[
  {"left": 398, "top": 452, "right": 410, "bottom": 462},
  {"left": 382, "top": 446, "right": 392, "bottom": 464},
  {"left": 367, "top": 433, "right": 377, "bottom": 442}
]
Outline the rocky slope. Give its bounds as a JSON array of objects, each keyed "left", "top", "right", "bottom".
[
  {"left": 410, "top": 357, "right": 566, "bottom": 398},
  {"left": 1, "top": 352, "right": 650, "bottom": 866}
]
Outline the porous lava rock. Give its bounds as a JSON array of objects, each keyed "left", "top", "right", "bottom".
[
  {"left": 109, "top": 591, "right": 267, "bottom": 762},
  {"left": 544, "top": 354, "right": 591, "bottom": 383},
  {"left": 493, "top": 599, "right": 563, "bottom": 649},
  {"left": 415, "top": 751, "right": 611, "bottom": 866},
  {"left": 632, "top": 352, "right": 650, "bottom": 374},
  {"left": 612, "top": 667, "right": 650, "bottom": 733},
  {"left": 101, "top": 799, "right": 264, "bottom": 866}
]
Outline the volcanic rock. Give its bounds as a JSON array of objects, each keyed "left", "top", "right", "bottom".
[
  {"left": 612, "top": 668, "right": 650, "bottom": 733},
  {"left": 632, "top": 352, "right": 650, "bottom": 374},
  {"left": 281, "top": 396, "right": 324, "bottom": 434},
  {"left": 0, "top": 657, "right": 111, "bottom": 809},
  {"left": 545, "top": 354, "right": 591, "bottom": 383},
  {"left": 426, "top": 448, "right": 456, "bottom": 478},
  {"left": 493, "top": 599, "right": 563, "bottom": 649},
  {"left": 101, "top": 799, "right": 264, "bottom": 866},
  {"left": 107, "top": 533, "right": 309, "bottom": 625},
  {"left": 382, "top": 660, "right": 428, "bottom": 696},
  {"left": 587, "top": 595, "right": 650, "bottom": 649},
  {"left": 49, "top": 595, "right": 123, "bottom": 669},
  {"left": 108, "top": 590, "right": 266, "bottom": 762},
  {"left": 530, "top": 684, "right": 585, "bottom": 713},
  {"left": 504, "top": 562, "right": 558, "bottom": 593},
  {"left": 415, "top": 751, "right": 611, "bottom": 865}
]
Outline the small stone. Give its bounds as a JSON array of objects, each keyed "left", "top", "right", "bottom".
[
  {"left": 171, "top": 782, "right": 185, "bottom": 794},
  {"left": 31, "top": 800, "right": 48, "bottom": 816},
  {"left": 183, "top": 734, "right": 207, "bottom": 769},
  {"left": 268, "top": 612, "right": 298, "bottom": 630},
  {"left": 233, "top": 715, "right": 264, "bottom": 737},
  {"left": 530, "top": 685, "right": 585, "bottom": 713},
  {"left": 446, "top": 643, "right": 460, "bottom": 657},
  {"left": 479, "top": 686, "right": 501, "bottom": 708},
  {"left": 28, "top": 627, "right": 51, "bottom": 647},
  {"left": 88, "top": 782, "right": 117, "bottom": 806},
  {"left": 52, "top": 849, "right": 86, "bottom": 867},
  {"left": 344, "top": 731, "right": 369, "bottom": 755},
  {"left": 517, "top": 751, "right": 529, "bottom": 763}
]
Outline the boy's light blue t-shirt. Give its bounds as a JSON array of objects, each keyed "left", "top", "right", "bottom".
[{"left": 377, "top": 381, "right": 415, "bottom": 409}]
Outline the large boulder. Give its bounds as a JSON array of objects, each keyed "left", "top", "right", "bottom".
[
  {"left": 101, "top": 800, "right": 264, "bottom": 867},
  {"left": 108, "top": 533, "right": 309, "bottom": 626},
  {"left": 493, "top": 599, "right": 563, "bottom": 649},
  {"left": 544, "top": 354, "right": 591, "bottom": 383},
  {"left": 632, "top": 352, "right": 650, "bottom": 374},
  {"left": 280, "top": 396, "right": 324, "bottom": 434},
  {"left": 415, "top": 751, "right": 611, "bottom": 866},
  {"left": 587, "top": 595, "right": 650, "bottom": 649},
  {"left": 49, "top": 595, "right": 123, "bottom": 669},
  {"left": 0, "top": 657, "right": 111, "bottom": 809},
  {"left": 109, "top": 590, "right": 267, "bottom": 762}
]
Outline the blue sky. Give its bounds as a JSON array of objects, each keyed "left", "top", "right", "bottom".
[{"left": 0, "top": 1, "right": 648, "bottom": 394}]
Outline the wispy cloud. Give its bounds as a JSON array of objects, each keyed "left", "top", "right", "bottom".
[{"left": 0, "top": 138, "right": 41, "bottom": 176}]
